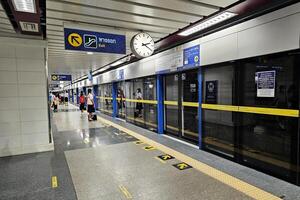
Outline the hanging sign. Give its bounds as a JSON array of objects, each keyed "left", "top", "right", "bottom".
[
  {"left": 64, "top": 28, "right": 126, "bottom": 54},
  {"left": 256, "top": 70, "right": 275, "bottom": 97},
  {"left": 205, "top": 80, "right": 218, "bottom": 104},
  {"left": 51, "top": 74, "right": 72, "bottom": 81},
  {"left": 183, "top": 45, "right": 200, "bottom": 68}
]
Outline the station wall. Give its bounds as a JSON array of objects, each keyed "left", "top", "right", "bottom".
[
  {"left": 84, "top": 2, "right": 300, "bottom": 86},
  {"left": 0, "top": 37, "right": 53, "bottom": 157}
]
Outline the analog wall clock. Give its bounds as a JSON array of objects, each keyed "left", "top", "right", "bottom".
[{"left": 130, "top": 32, "right": 155, "bottom": 58}]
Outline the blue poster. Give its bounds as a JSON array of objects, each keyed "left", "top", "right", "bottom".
[
  {"left": 64, "top": 28, "right": 126, "bottom": 54},
  {"left": 51, "top": 74, "right": 72, "bottom": 81},
  {"left": 183, "top": 45, "right": 200, "bottom": 68},
  {"left": 256, "top": 70, "right": 275, "bottom": 97}
]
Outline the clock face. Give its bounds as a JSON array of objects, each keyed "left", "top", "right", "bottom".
[{"left": 130, "top": 32, "right": 155, "bottom": 58}]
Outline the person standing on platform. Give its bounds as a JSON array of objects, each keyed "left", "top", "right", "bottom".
[
  {"left": 135, "top": 88, "right": 143, "bottom": 118},
  {"left": 53, "top": 94, "right": 59, "bottom": 112},
  {"left": 79, "top": 91, "right": 85, "bottom": 114},
  {"left": 87, "top": 89, "right": 95, "bottom": 121}
]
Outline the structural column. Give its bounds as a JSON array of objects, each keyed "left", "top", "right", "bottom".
[
  {"left": 112, "top": 82, "right": 118, "bottom": 118},
  {"left": 156, "top": 74, "right": 164, "bottom": 134},
  {"left": 93, "top": 85, "right": 98, "bottom": 110},
  {"left": 76, "top": 88, "right": 79, "bottom": 105},
  {"left": 71, "top": 89, "right": 74, "bottom": 103},
  {"left": 68, "top": 90, "right": 70, "bottom": 103},
  {"left": 198, "top": 67, "right": 203, "bottom": 149}
]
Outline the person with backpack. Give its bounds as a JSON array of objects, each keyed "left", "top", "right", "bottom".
[{"left": 79, "top": 91, "right": 85, "bottom": 114}]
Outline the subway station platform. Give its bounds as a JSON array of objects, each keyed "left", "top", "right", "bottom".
[{"left": 1, "top": 104, "right": 299, "bottom": 200}]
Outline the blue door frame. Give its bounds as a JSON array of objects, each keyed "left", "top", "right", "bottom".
[
  {"left": 107, "top": 68, "right": 203, "bottom": 149},
  {"left": 93, "top": 85, "right": 98, "bottom": 110},
  {"left": 112, "top": 82, "right": 118, "bottom": 118},
  {"left": 156, "top": 75, "right": 164, "bottom": 134},
  {"left": 198, "top": 68, "right": 203, "bottom": 149},
  {"left": 156, "top": 68, "right": 203, "bottom": 148}
]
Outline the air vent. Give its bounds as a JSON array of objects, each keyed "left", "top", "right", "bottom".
[{"left": 19, "top": 21, "right": 39, "bottom": 32}]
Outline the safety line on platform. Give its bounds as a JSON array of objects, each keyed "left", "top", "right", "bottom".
[{"left": 98, "top": 116, "right": 281, "bottom": 200}]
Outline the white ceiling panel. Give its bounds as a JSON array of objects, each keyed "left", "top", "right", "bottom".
[
  {"left": 52, "top": 0, "right": 202, "bottom": 23},
  {"left": 47, "top": 10, "right": 176, "bottom": 34},
  {"left": 122, "top": 0, "right": 218, "bottom": 15},
  {"left": 191, "top": 0, "right": 240, "bottom": 8},
  {"left": 47, "top": 1, "right": 187, "bottom": 29}
]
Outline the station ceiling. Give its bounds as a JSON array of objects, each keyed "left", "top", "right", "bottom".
[{"left": 46, "top": 0, "right": 240, "bottom": 80}]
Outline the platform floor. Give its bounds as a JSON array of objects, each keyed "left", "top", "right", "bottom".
[{"left": 0, "top": 104, "right": 299, "bottom": 200}]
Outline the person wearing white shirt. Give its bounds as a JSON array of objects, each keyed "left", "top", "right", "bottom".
[
  {"left": 135, "top": 88, "right": 143, "bottom": 117},
  {"left": 87, "top": 89, "right": 94, "bottom": 121}
]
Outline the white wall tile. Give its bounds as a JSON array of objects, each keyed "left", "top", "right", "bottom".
[
  {"left": 0, "top": 135, "right": 21, "bottom": 149},
  {"left": 0, "top": 58, "right": 16, "bottom": 71},
  {"left": 21, "top": 121, "right": 48, "bottom": 135},
  {"left": 20, "top": 109, "right": 47, "bottom": 121},
  {"left": 0, "top": 110, "right": 20, "bottom": 123},
  {"left": 22, "top": 133, "right": 49, "bottom": 146},
  {"left": 201, "top": 33, "right": 238, "bottom": 66},
  {"left": 0, "top": 39, "right": 49, "bottom": 156},
  {"left": 0, "top": 71, "right": 17, "bottom": 84},
  {"left": 16, "top": 46, "right": 44, "bottom": 59},
  {"left": 238, "top": 13, "right": 300, "bottom": 59},
  {"left": 18, "top": 71, "right": 46, "bottom": 84},
  {"left": 19, "top": 97, "right": 47, "bottom": 109},
  {"left": 0, "top": 45, "right": 15, "bottom": 58},
  {"left": 0, "top": 122, "right": 20, "bottom": 136},
  {"left": 0, "top": 97, "right": 18, "bottom": 110},
  {"left": 18, "top": 84, "right": 46, "bottom": 97},
  {"left": 17, "top": 59, "right": 45, "bottom": 72},
  {"left": 0, "top": 84, "right": 18, "bottom": 97}
]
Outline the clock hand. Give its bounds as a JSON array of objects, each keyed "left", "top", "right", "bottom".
[
  {"left": 145, "top": 45, "right": 152, "bottom": 51},
  {"left": 142, "top": 43, "right": 151, "bottom": 46}
]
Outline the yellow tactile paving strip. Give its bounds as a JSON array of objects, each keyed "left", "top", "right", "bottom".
[{"left": 98, "top": 116, "right": 281, "bottom": 200}]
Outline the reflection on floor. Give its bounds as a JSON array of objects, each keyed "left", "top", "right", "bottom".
[
  {"left": 0, "top": 104, "right": 137, "bottom": 200},
  {"left": 66, "top": 141, "right": 252, "bottom": 200},
  {"left": 0, "top": 104, "right": 298, "bottom": 200}
]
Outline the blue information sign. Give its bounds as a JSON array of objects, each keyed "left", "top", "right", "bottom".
[
  {"left": 183, "top": 45, "right": 200, "bottom": 68},
  {"left": 51, "top": 74, "right": 72, "bottom": 81},
  {"left": 116, "top": 69, "right": 124, "bottom": 80},
  {"left": 64, "top": 28, "right": 126, "bottom": 54}
]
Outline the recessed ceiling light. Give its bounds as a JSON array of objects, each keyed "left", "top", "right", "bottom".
[
  {"left": 178, "top": 11, "right": 237, "bottom": 36},
  {"left": 86, "top": 52, "right": 94, "bottom": 55},
  {"left": 12, "top": 0, "right": 36, "bottom": 13}
]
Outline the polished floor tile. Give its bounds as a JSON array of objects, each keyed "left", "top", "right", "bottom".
[{"left": 65, "top": 142, "right": 252, "bottom": 200}]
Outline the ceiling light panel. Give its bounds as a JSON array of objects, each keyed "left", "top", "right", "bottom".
[
  {"left": 178, "top": 12, "right": 237, "bottom": 36},
  {"left": 12, "top": 0, "right": 36, "bottom": 13}
]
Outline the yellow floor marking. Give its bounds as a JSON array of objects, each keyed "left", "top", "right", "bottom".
[
  {"left": 119, "top": 185, "right": 132, "bottom": 199},
  {"left": 134, "top": 141, "right": 144, "bottom": 145},
  {"left": 98, "top": 116, "right": 281, "bottom": 200},
  {"left": 51, "top": 176, "right": 58, "bottom": 188},
  {"left": 154, "top": 156, "right": 166, "bottom": 164},
  {"left": 143, "top": 146, "right": 156, "bottom": 151}
]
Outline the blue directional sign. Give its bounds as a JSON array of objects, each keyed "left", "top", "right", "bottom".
[
  {"left": 183, "top": 45, "right": 200, "bottom": 68},
  {"left": 51, "top": 74, "right": 72, "bottom": 81},
  {"left": 64, "top": 28, "right": 126, "bottom": 54}
]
